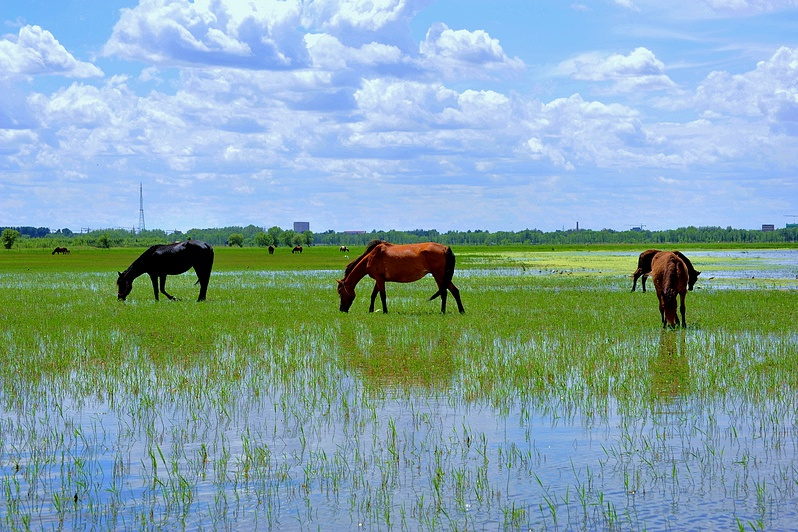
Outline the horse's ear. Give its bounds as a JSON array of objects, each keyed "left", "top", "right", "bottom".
[{"left": 118, "top": 271, "right": 122, "bottom": 277}]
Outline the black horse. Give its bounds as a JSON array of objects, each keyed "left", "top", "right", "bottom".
[{"left": 117, "top": 240, "right": 214, "bottom": 301}]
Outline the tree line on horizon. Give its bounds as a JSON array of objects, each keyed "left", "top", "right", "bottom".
[{"left": 2, "top": 224, "right": 797, "bottom": 249}]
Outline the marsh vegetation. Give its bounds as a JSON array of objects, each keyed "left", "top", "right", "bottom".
[{"left": 0, "top": 246, "right": 796, "bottom": 529}]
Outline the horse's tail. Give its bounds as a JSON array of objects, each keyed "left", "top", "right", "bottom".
[
  {"left": 429, "top": 246, "right": 456, "bottom": 301},
  {"left": 664, "top": 287, "right": 677, "bottom": 301}
]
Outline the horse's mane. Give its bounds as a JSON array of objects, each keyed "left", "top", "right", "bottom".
[
  {"left": 343, "top": 240, "right": 389, "bottom": 278},
  {"left": 120, "top": 244, "right": 162, "bottom": 277}
]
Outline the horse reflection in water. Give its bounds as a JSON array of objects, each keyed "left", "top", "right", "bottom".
[
  {"left": 117, "top": 240, "right": 214, "bottom": 302},
  {"left": 650, "top": 330, "right": 690, "bottom": 401},
  {"left": 337, "top": 240, "right": 465, "bottom": 314}
]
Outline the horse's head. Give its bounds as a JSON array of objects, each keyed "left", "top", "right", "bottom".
[
  {"left": 337, "top": 279, "right": 355, "bottom": 312},
  {"left": 117, "top": 272, "right": 133, "bottom": 301},
  {"left": 687, "top": 269, "right": 701, "bottom": 291}
]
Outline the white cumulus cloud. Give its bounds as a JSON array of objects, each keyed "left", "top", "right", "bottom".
[
  {"left": 419, "top": 23, "right": 524, "bottom": 79},
  {"left": 695, "top": 46, "right": 798, "bottom": 134},
  {"left": 0, "top": 25, "right": 103, "bottom": 80},
  {"left": 303, "top": 0, "right": 429, "bottom": 32},
  {"left": 558, "top": 47, "right": 675, "bottom": 93},
  {"left": 103, "top": 0, "right": 309, "bottom": 69}
]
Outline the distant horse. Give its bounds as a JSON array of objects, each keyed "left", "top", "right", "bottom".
[
  {"left": 337, "top": 240, "right": 465, "bottom": 314},
  {"left": 52, "top": 247, "right": 70, "bottom": 255},
  {"left": 631, "top": 249, "right": 700, "bottom": 292},
  {"left": 117, "top": 240, "right": 214, "bottom": 302},
  {"left": 339, "top": 246, "right": 349, "bottom": 252},
  {"left": 650, "top": 251, "right": 688, "bottom": 328},
  {"left": 292, "top": 245, "right": 303, "bottom": 254},
  {"left": 268, "top": 245, "right": 275, "bottom": 255}
]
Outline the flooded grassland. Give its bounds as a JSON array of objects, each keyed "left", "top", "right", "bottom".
[{"left": 0, "top": 246, "right": 796, "bottom": 530}]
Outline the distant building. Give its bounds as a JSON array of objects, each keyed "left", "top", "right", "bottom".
[
  {"left": 344, "top": 230, "right": 365, "bottom": 235},
  {"left": 293, "top": 222, "right": 310, "bottom": 233},
  {"left": 762, "top": 224, "right": 775, "bottom": 232}
]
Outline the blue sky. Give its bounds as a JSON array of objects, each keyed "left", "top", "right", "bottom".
[{"left": 1, "top": 0, "right": 796, "bottom": 233}]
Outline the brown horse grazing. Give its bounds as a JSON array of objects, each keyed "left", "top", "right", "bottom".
[
  {"left": 268, "top": 245, "right": 275, "bottom": 255},
  {"left": 631, "top": 249, "right": 700, "bottom": 292},
  {"left": 292, "top": 245, "right": 303, "bottom": 254},
  {"left": 52, "top": 247, "right": 70, "bottom": 255},
  {"left": 337, "top": 240, "right": 465, "bottom": 314},
  {"left": 117, "top": 240, "right": 214, "bottom": 301},
  {"left": 650, "top": 251, "right": 688, "bottom": 328}
]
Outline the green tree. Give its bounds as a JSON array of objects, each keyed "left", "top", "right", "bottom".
[
  {"left": 280, "top": 230, "right": 297, "bottom": 247},
  {"left": 302, "top": 230, "right": 314, "bottom": 246},
  {"left": 267, "top": 226, "right": 283, "bottom": 246},
  {"left": 1, "top": 229, "right": 20, "bottom": 249},
  {"left": 97, "top": 233, "right": 110, "bottom": 249},
  {"left": 228, "top": 233, "right": 244, "bottom": 247},
  {"left": 254, "top": 231, "right": 273, "bottom": 247}
]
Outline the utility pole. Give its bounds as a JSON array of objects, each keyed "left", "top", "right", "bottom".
[{"left": 138, "top": 183, "right": 146, "bottom": 233}]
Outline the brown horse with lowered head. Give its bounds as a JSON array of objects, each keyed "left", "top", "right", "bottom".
[
  {"left": 631, "top": 249, "right": 700, "bottom": 292},
  {"left": 337, "top": 240, "right": 465, "bottom": 314},
  {"left": 650, "top": 251, "right": 688, "bottom": 328}
]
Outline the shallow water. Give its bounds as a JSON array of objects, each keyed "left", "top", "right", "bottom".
[
  {"left": 625, "top": 249, "right": 798, "bottom": 281},
  {"left": 3, "top": 355, "right": 797, "bottom": 530},
  {"left": 1, "top": 252, "right": 796, "bottom": 529}
]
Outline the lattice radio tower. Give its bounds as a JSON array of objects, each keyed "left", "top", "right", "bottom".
[{"left": 138, "top": 183, "right": 146, "bottom": 233}]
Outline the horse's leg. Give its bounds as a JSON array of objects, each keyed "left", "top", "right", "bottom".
[
  {"left": 438, "top": 280, "right": 448, "bottom": 313},
  {"left": 159, "top": 275, "right": 177, "bottom": 300},
  {"left": 641, "top": 274, "right": 648, "bottom": 293},
  {"left": 679, "top": 293, "right": 686, "bottom": 328},
  {"left": 195, "top": 268, "right": 210, "bottom": 301},
  {"left": 374, "top": 279, "right": 388, "bottom": 313},
  {"left": 149, "top": 274, "right": 160, "bottom": 301},
  {"left": 197, "top": 279, "right": 208, "bottom": 301},
  {"left": 658, "top": 296, "right": 666, "bottom": 328},
  {"left": 429, "top": 273, "right": 450, "bottom": 313},
  {"left": 369, "top": 283, "right": 379, "bottom": 312},
  {"left": 448, "top": 282, "right": 465, "bottom": 314},
  {"left": 379, "top": 288, "right": 387, "bottom": 313},
  {"left": 631, "top": 269, "right": 642, "bottom": 291}
]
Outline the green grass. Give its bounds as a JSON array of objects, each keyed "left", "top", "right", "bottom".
[
  {"left": 0, "top": 245, "right": 796, "bottom": 529},
  {"left": 0, "top": 244, "right": 353, "bottom": 273}
]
